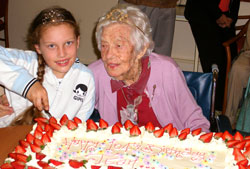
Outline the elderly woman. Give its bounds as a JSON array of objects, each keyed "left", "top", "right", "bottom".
[{"left": 88, "top": 4, "right": 210, "bottom": 132}]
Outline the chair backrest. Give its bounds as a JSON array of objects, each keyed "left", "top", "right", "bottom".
[
  {"left": 222, "top": 19, "right": 250, "bottom": 115},
  {"left": 183, "top": 71, "right": 213, "bottom": 120},
  {"left": 0, "top": 0, "right": 9, "bottom": 47}
]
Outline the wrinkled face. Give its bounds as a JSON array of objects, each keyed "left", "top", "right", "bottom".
[
  {"left": 101, "top": 23, "right": 138, "bottom": 81},
  {"left": 35, "top": 23, "right": 80, "bottom": 78}
]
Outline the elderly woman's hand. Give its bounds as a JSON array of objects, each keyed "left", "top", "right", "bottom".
[
  {"left": 0, "top": 94, "right": 14, "bottom": 118},
  {"left": 26, "top": 81, "right": 49, "bottom": 112}
]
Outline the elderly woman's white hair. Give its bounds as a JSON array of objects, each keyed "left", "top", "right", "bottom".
[{"left": 95, "top": 4, "right": 154, "bottom": 56}]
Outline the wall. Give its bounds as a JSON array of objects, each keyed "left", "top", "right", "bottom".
[
  {"left": 0, "top": 0, "right": 118, "bottom": 65},
  {"left": 1, "top": 1, "right": 249, "bottom": 67}
]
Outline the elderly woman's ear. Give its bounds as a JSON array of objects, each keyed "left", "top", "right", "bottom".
[{"left": 136, "top": 43, "right": 149, "bottom": 60}]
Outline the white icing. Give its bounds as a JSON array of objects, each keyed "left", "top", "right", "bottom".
[{"left": 3, "top": 121, "right": 243, "bottom": 169}]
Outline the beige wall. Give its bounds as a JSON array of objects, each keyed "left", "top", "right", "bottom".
[
  {"left": 3, "top": 0, "right": 117, "bottom": 65},
  {"left": 1, "top": 0, "right": 249, "bottom": 67}
]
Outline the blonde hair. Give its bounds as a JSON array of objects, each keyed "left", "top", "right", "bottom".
[{"left": 11, "top": 7, "right": 80, "bottom": 126}]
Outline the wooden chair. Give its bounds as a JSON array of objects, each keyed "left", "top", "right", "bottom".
[
  {"left": 0, "top": 0, "right": 9, "bottom": 47},
  {"left": 222, "top": 1, "right": 250, "bottom": 115}
]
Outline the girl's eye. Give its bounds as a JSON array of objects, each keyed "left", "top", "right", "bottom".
[
  {"left": 48, "top": 44, "right": 55, "bottom": 48},
  {"left": 66, "top": 41, "right": 73, "bottom": 46}
]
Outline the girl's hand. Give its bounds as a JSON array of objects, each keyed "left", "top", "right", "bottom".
[
  {"left": 26, "top": 81, "right": 49, "bottom": 111},
  {"left": 0, "top": 94, "right": 14, "bottom": 118}
]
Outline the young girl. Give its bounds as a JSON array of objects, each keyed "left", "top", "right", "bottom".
[{"left": 0, "top": 7, "right": 95, "bottom": 127}]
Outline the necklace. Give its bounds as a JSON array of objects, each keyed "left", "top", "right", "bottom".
[{"left": 120, "top": 88, "right": 142, "bottom": 125}]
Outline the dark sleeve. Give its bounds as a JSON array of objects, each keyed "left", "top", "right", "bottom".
[
  {"left": 228, "top": 0, "right": 240, "bottom": 24},
  {"left": 184, "top": 0, "right": 223, "bottom": 21}
]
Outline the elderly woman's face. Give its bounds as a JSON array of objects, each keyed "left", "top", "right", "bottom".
[{"left": 101, "top": 23, "right": 138, "bottom": 81}]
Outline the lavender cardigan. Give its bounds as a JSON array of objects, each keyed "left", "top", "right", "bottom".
[{"left": 88, "top": 53, "right": 210, "bottom": 132}]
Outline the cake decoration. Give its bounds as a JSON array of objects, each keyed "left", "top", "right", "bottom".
[{"left": 1, "top": 114, "right": 250, "bottom": 169}]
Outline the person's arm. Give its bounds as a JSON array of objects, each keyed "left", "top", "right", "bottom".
[
  {"left": 228, "top": 0, "right": 240, "bottom": 25},
  {"left": 0, "top": 94, "right": 13, "bottom": 118},
  {"left": 0, "top": 46, "right": 49, "bottom": 111},
  {"left": 169, "top": 67, "right": 210, "bottom": 133},
  {"left": 206, "top": 0, "right": 223, "bottom": 20}
]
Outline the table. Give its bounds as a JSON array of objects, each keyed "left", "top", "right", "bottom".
[{"left": 0, "top": 125, "right": 33, "bottom": 165}]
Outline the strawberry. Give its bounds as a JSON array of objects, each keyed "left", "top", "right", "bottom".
[
  {"left": 234, "top": 131, "right": 244, "bottom": 141},
  {"left": 69, "top": 159, "right": 87, "bottom": 168},
  {"left": 49, "top": 117, "right": 57, "bottom": 124},
  {"left": 0, "top": 163, "right": 14, "bottom": 169},
  {"left": 87, "top": 120, "right": 98, "bottom": 131},
  {"left": 114, "top": 122, "right": 123, "bottom": 128},
  {"left": 178, "top": 132, "right": 188, "bottom": 140},
  {"left": 244, "top": 136, "right": 250, "bottom": 140},
  {"left": 222, "top": 131, "right": 233, "bottom": 142},
  {"left": 45, "top": 124, "right": 53, "bottom": 132},
  {"left": 34, "top": 138, "right": 44, "bottom": 148},
  {"left": 214, "top": 132, "right": 223, "bottom": 139},
  {"left": 238, "top": 164, "right": 248, "bottom": 169},
  {"left": 26, "top": 133, "right": 35, "bottom": 144},
  {"left": 91, "top": 166, "right": 101, "bottom": 169},
  {"left": 86, "top": 119, "right": 95, "bottom": 124},
  {"left": 42, "top": 134, "right": 51, "bottom": 144},
  {"left": 153, "top": 128, "right": 164, "bottom": 138},
  {"left": 67, "top": 120, "right": 78, "bottom": 130},
  {"left": 226, "top": 140, "right": 240, "bottom": 148},
  {"left": 245, "top": 139, "right": 250, "bottom": 147},
  {"left": 199, "top": 132, "right": 213, "bottom": 143},
  {"left": 19, "top": 140, "right": 29, "bottom": 148},
  {"left": 37, "top": 121, "right": 46, "bottom": 131},
  {"left": 111, "top": 125, "right": 121, "bottom": 134},
  {"left": 8, "top": 153, "right": 31, "bottom": 162},
  {"left": 145, "top": 122, "right": 155, "bottom": 133},
  {"left": 163, "top": 123, "right": 173, "bottom": 133},
  {"left": 60, "top": 114, "right": 69, "bottom": 125},
  {"left": 46, "top": 128, "right": 54, "bottom": 138},
  {"left": 34, "top": 129, "right": 43, "bottom": 139},
  {"left": 11, "top": 161, "right": 26, "bottom": 169},
  {"left": 50, "top": 123, "right": 61, "bottom": 130},
  {"left": 243, "top": 148, "right": 250, "bottom": 158},
  {"left": 15, "top": 145, "right": 26, "bottom": 154},
  {"left": 99, "top": 119, "right": 109, "bottom": 129},
  {"left": 181, "top": 128, "right": 190, "bottom": 134},
  {"left": 35, "top": 125, "right": 44, "bottom": 132},
  {"left": 234, "top": 141, "right": 246, "bottom": 150},
  {"left": 73, "top": 117, "right": 82, "bottom": 124},
  {"left": 124, "top": 120, "right": 134, "bottom": 130},
  {"left": 233, "top": 148, "right": 246, "bottom": 162},
  {"left": 27, "top": 166, "right": 39, "bottom": 169},
  {"left": 49, "top": 159, "right": 64, "bottom": 166},
  {"left": 36, "top": 152, "right": 46, "bottom": 160},
  {"left": 169, "top": 127, "right": 178, "bottom": 138},
  {"left": 30, "top": 143, "right": 41, "bottom": 153},
  {"left": 130, "top": 125, "right": 141, "bottom": 136},
  {"left": 37, "top": 161, "right": 50, "bottom": 168},
  {"left": 35, "top": 117, "right": 48, "bottom": 123},
  {"left": 237, "top": 159, "right": 249, "bottom": 167},
  {"left": 191, "top": 128, "right": 202, "bottom": 136}
]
